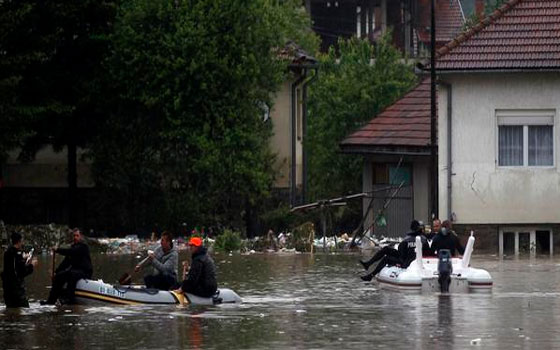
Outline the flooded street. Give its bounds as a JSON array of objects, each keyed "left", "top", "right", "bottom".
[{"left": 2, "top": 252, "right": 560, "bottom": 349}]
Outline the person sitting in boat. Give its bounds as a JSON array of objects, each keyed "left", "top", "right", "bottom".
[
  {"left": 1, "top": 232, "right": 38, "bottom": 308},
  {"left": 431, "top": 220, "right": 464, "bottom": 257},
  {"left": 42, "top": 228, "right": 93, "bottom": 305},
  {"left": 426, "top": 218, "right": 441, "bottom": 241},
  {"left": 135, "top": 231, "right": 178, "bottom": 290},
  {"left": 360, "top": 220, "right": 431, "bottom": 281},
  {"left": 176, "top": 237, "right": 217, "bottom": 298}
]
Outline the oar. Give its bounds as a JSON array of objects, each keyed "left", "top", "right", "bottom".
[
  {"left": 51, "top": 249, "right": 56, "bottom": 281},
  {"left": 118, "top": 254, "right": 151, "bottom": 285}
]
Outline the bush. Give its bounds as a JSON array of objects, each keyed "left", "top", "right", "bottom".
[{"left": 214, "top": 229, "right": 243, "bottom": 252}]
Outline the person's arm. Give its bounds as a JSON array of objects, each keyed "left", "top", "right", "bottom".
[
  {"left": 151, "top": 250, "right": 177, "bottom": 276},
  {"left": 181, "top": 260, "right": 202, "bottom": 292},
  {"left": 455, "top": 235, "right": 465, "bottom": 255},
  {"left": 14, "top": 252, "right": 33, "bottom": 278}
]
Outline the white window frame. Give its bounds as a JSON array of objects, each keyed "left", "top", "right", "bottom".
[{"left": 496, "top": 109, "right": 556, "bottom": 168}]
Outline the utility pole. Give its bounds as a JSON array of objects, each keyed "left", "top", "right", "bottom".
[{"left": 430, "top": 0, "right": 438, "bottom": 218}]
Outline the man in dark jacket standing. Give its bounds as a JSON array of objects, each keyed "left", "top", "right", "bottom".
[
  {"left": 42, "top": 228, "right": 93, "bottom": 305},
  {"left": 178, "top": 237, "right": 217, "bottom": 298},
  {"left": 1, "top": 232, "right": 37, "bottom": 307},
  {"left": 431, "top": 220, "right": 464, "bottom": 257}
]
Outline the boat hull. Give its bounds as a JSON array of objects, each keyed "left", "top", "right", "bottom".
[
  {"left": 74, "top": 279, "right": 242, "bottom": 305},
  {"left": 376, "top": 258, "right": 492, "bottom": 293}
]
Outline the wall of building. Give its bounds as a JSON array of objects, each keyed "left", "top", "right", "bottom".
[
  {"left": 438, "top": 72, "right": 560, "bottom": 224},
  {"left": 269, "top": 80, "right": 304, "bottom": 190},
  {"left": 3, "top": 146, "right": 94, "bottom": 188}
]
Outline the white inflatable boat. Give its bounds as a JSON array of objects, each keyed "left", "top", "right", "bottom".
[
  {"left": 376, "top": 232, "right": 493, "bottom": 293},
  {"left": 74, "top": 279, "right": 242, "bottom": 305}
]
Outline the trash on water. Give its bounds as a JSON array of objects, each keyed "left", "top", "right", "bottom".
[{"left": 470, "top": 338, "right": 481, "bottom": 345}]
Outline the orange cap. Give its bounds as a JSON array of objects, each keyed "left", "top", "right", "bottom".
[{"left": 188, "top": 237, "right": 202, "bottom": 247}]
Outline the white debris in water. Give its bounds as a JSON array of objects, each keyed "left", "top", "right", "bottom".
[
  {"left": 295, "top": 310, "right": 306, "bottom": 314},
  {"left": 108, "top": 318, "right": 117, "bottom": 322},
  {"left": 470, "top": 338, "right": 481, "bottom": 345},
  {"left": 258, "top": 313, "right": 265, "bottom": 318},
  {"left": 276, "top": 331, "right": 285, "bottom": 334},
  {"left": 64, "top": 310, "right": 72, "bottom": 313}
]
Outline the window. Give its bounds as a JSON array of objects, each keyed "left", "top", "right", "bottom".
[{"left": 497, "top": 110, "right": 554, "bottom": 167}]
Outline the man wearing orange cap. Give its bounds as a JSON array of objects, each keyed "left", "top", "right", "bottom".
[{"left": 177, "top": 237, "right": 217, "bottom": 298}]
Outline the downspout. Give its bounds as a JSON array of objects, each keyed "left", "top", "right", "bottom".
[
  {"left": 301, "top": 68, "right": 319, "bottom": 204},
  {"left": 291, "top": 70, "right": 307, "bottom": 207},
  {"left": 440, "top": 80, "right": 453, "bottom": 221}
]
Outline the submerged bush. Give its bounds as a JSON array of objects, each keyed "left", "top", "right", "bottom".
[{"left": 214, "top": 229, "right": 243, "bottom": 252}]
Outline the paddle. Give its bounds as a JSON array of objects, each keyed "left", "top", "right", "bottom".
[
  {"left": 51, "top": 249, "right": 56, "bottom": 281},
  {"left": 118, "top": 253, "right": 152, "bottom": 285}
]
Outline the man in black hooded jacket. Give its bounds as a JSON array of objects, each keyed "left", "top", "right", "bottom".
[
  {"left": 178, "top": 237, "right": 217, "bottom": 298},
  {"left": 2, "top": 232, "right": 37, "bottom": 307}
]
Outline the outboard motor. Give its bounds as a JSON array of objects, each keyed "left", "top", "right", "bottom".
[{"left": 438, "top": 249, "right": 452, "bottom": 293}]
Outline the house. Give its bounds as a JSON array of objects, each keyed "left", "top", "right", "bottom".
[
  {"left": 271, "top": 43, "right": 319, "bottom": 207},
  {"left": 433, "top": 0, "right": 560, "bottom": 255},
  {"left": 306, "top": 0, "right": 465, "bottom": 56},
  {"left": 340, "top": 78, "right": 433, "bottom": 237},
  {"left": 343, "top": 0, "right": 560, "bottom": 255}
]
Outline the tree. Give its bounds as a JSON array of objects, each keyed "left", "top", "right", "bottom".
[
  {"left": 92, "top": 0, "right": 318, "bottom": 232},
  {"left": 307, "top": 35, "right": 417, "bottom": 202},
  {"left": 0, "top": 0, "right": 117, "bottom": 225}
]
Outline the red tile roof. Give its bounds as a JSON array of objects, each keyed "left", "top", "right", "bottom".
[
  {"left": 340, "top": 78, "right": 434, "bottom": 153},
  {"left": 417, "top": 0, "right": 465, "bottom": 47},
  {"left": 436, "top": 0, "right": 560, "bottom": 70}
]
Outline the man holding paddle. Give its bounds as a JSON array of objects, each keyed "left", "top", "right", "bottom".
[
  {"left": 175, "top": 237, "right": 217, "bottom": 298},
  {"left": 135, "top": 231, "right": 178, "bottom": 290},
  {"left": 42, "top": 228, "right": 92, "bottom": 305}
]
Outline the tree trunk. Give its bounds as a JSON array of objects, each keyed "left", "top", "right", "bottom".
[{"left": 67, "top": 140, "right": 77, "bottom": 227}]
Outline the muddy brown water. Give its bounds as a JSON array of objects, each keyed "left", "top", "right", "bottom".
[{"left": 1, "top": 251, "right": 559, "bottom": 349}]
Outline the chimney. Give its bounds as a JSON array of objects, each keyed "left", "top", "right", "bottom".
[{"left": 475, "top": 0, "right": 485, "bottom": 18}]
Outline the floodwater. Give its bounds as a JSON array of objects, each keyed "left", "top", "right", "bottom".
[{"left": 1, "top": 251, "right": 560, "bottom": 349}]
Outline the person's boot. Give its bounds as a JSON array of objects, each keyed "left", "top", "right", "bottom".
[{"left": 360, "top": 274, "right": 373, "bottom": 282}]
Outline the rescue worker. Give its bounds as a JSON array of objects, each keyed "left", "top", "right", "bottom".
[
  {"left": 431, "top": 220, "right": 464, "bottom": 256},
  {"left": 42, "top": 228, "right": 92, "bottom": 305},
  {"left": 176, "top": 237, "right": 217, "bottom": 298},
  {"left": 360, "top": 220, "right": 431, "bottom": 281},
  {"left": 426, "top": 218, "right": 442, "bottom": 241},
  {"left": 135, "top": 231, "right": 178, "bottom": 290},
  {"left": 1, "top": 232, "right": 37, "bottom": 307}
]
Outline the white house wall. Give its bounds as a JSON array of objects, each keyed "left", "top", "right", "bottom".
[{"left": 438, "top": 72, "right": 560, "bottom": 224}]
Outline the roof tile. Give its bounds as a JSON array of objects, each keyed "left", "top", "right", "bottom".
[{"left": 436, "top": 0, "right": 560, "bottom": 70}]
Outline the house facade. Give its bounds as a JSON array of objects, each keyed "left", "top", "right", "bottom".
[
  {"left": 307, "top": 0, "right": 465, "bottom": 56},
  {"left": 434, "top": 0, "right": 560, "bottom": 255}
]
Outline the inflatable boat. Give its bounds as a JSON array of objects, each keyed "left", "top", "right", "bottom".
[
  {"left": 376, "top": 232, "right": 493, "bottom": 293},
  {"left": 74, "top": 279, "right": 242, "bottom": 305}
]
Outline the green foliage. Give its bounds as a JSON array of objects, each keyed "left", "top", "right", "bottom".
[
  {"left": 0, "top": 0, "right": 117, "bottom": 161},
  {"left": 306, "top": 35, "right": 417, "bottom": 201},
  {"left": 90, "top": 0, "right": 318, "bottom": 231},
  {"left": 214, "top": 229, "right": 243, "bottom": 252}
]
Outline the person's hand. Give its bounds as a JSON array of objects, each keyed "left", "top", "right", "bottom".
[
  {"left": 31, "top": 258, "right": 38, "bottom": 267},
  {"left": 134, "top": 265, "right": 141, "bottom": 273},
  {"left": 51, "top": 246, "right": 57, "bottom": 253},
  {"left": 148, "top": 251, "right": 155, "bottom": 260},
  {"left": 172, "top": 288, "right": 184, "bottom": 295}
]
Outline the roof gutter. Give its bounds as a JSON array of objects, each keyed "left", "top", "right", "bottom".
[
  {"left": 301, "top": 68, "right": 319, "bottom": 204},
  {"left": 439, "top": 80, "right": 453, "bottom": 222}
]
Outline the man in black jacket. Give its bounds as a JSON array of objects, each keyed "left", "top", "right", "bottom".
[
  {"left": 42, "top": 228, "right": 93, "bottom": 305},
  {"left": 431, "top": 220, "right": 464, "bottom": 257},
  {"left": 360, "top": 220, "right": 431, "bottom": 281},
  {"left": 177, "top": 237, "right": 217, "bottom": 298},
  {"left": 1, "top": 232, "right": 37, "bottom": 307}
]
